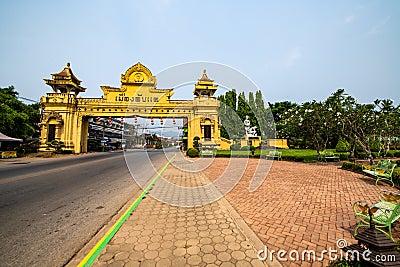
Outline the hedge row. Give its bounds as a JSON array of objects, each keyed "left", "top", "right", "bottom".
[
  {"left": 355, "top": 151, "right": 400, "bottom": 159},
  {"left": 213, "top": 152, "right": 350, "bottom": 162},
  {"left": 198, "top": 149, "right": 397, "bottom": 164},
  {"left": 280, "top": 155, "right": 316, "bottom": 162},
  {"left": 342, "top": 161, "right": 364, "bottom": 172},
  {"left": 280, "top": 152, "right": 349, "bottom": 163},
  {"left": 215, "top": 153, "right": 261, "bottom": 158}
]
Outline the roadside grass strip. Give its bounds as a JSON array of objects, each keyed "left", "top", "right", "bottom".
[{"left": 77, "top": 154, "right": 176, "bottom": 267}]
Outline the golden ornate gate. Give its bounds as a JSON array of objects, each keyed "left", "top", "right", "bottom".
[{"left": 39, "top": 62, "right": 231, "bottom": 153}]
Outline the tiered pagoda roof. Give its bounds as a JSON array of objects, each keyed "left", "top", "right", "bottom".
[
  {"left": 193, "top": 69, "right": 218, "bottom": 97},
  {"left": 44, "top": 63, "right": 86, "bottom": 95}
]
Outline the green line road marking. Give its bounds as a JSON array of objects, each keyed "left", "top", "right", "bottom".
[{"left": 77, "top": 155, "right": 175, "bottom": 267}]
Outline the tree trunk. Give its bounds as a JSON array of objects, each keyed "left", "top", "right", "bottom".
[
  {"left": 317, "top": 150, "right": 322, "bottom": 161},
  {"left": 368, "top": 154, "right": 374, "bottom": 165},
  {"left": 356, "top": 139, "right": 374, "bottom": 165},
  {"left": 349, "top": 142, "right": 355, "bottom": 158},
  {"left": 384, "top": 141, "right": 390, "bottom": 157},
  {"left": 348, "top": 142, "right": 356, "bottom": 162}
]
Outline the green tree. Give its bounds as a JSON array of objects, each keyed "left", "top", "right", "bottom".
[
  {"left": 254, "top": 90, "right": 275, "bottom": 139},
  {"left": 269, "top": 101, "right": 299, "bottom": 123},
  {"left": 0, "top": 86, "right": 40, "bottom": 139},
  {"left": 335, "top": 137, "right": 350, "bottom": 152},
  {"left": 269, "top": 101, "right": 298, "bottom": 139},
  {"left": 373, "top": 99, "right": 400, "bottom": 155},
  {"left": 326, "top": 89, "right": 376, "bottom": 164},
  {"left": 219, "top": 90, "right": 278, "bottom": 140},
  {"left": 225, "top": 89, "right": 237, "bottom": 110},
  {"left": 218, "top": 90, "right": 243, "bottom": 140},
  {"left": 248, "top": 91, "right": 255, "bottom": 111},
  {"left": 283, "top": 101, "right": 336, "bottom": 158},
  {"left": 247, "top": 91, "right": 260, "bottom": 136}
]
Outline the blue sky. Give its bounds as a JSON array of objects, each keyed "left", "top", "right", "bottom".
[{"left": 0, "top": 0, "right": 399, "bottom": 105}]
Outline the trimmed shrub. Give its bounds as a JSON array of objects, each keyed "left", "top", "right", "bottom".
[
  {"left": 327, "top": 259, "right": 361, "bottom": 267},
  {"left": 281, "top": 155, "right": 305, "bottom": 162},
  {"left": 353, "top": 162, "right": 364, "bottom": 172},
  {"left": 186, "top": 148, "right": 199, "bottom": 158},
  {"left": 193, "top": 136, "right": 200, "bottom": 148},
  {"left": 338, "top": 153, "right": 349, "bottom": 161},
  {"left": 342, "top": 161, "right": 363, "bottom": 172},
  {"left": 394, "top": 151, "right": 400, "bottom": 157},
  {"left": 278, "top": 153, "right": 318, "bottom": 163},
  {"left": 342, "top": 162, "right": 352, "bottom": 170},
  {"left": 372, "top": 152, "right": 380, "bottom": 158},
  {"left": 48, "top": 140, "right": 65, "bottom": 152},
  {"left": 240, "top": 146, "right": 249, "bottom": 151},
  {"left": 335, "top": 138, "right": 350, "bottom": 152},
  {"left": 230, "top": 144, "right": 241, "bottom": 151},
  {"left": 356, "top": 152, "right": 368, "bottom": 159},
  {"left": 216, "top": 152, "right": 232, "bottom": 158},
  {"left": 385, "top": 151, "right": 394, "bottom": 157},
  {"left": 393, "top": 168, "right": 400, "bottom": 181},
  {"left": 155, "top": 140, "right": 163, "bottom": 149}
]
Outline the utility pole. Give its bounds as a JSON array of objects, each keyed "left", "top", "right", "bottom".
[{"left": 102, "top": 120, "right": 105, "bottom": 152}]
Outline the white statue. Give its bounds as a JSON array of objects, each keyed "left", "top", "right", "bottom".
[{"left": 244, "top": 115, "right": 258, "bottom": 137}]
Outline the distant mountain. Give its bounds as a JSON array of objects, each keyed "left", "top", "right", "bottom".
[{"left": 152, "top": 130, "right": 180, "bottom": 138}]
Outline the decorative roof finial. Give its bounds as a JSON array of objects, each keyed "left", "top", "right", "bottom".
[
  {"left": 67, "top": 62, "right": 70, "bottom": 67},
  {"left": 198, "top": 68, "right": 214, "bottom": 82}
]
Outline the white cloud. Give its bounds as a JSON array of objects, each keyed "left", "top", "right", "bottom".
[
  {"left": 344, "top": 15, "right": 355, "bottom": 24},
  {"left": 283, "top": 47, "right": 302, "bottom": 68},
  {"left": 368, "top": 16, "right": 391, "bottom": 35}
]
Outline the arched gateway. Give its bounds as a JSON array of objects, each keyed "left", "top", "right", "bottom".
[{"left": 39, "top": 62, "right": 232, "bottom": 153}]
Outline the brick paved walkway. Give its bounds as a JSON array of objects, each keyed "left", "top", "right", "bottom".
[
  {"left": 203, "top": 159, "right": 400, "bottom": 267},
  {"left": 71, "top": 156, "right": 399, "bottom": 267},
  {"left": 91, "top": 155, "right": 271, "bottom": 267}
]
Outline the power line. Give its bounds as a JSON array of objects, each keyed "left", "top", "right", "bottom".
[{"left": 17, "top": 96, "right": 39, "bottom": 103}]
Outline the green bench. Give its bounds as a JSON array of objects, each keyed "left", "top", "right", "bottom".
[
  {"left": 200, "top": 144, "right": 216, "bottom": 157},
  {"left": 362, "top": 159, "right": 397, "bottom": 187},
  {"left": 321, "top": 151, "right": 339, "bottom": 162},
  {"left": 353, "top": 190, "right": 400, "bottom": 242},
  {"left": 363, "top": 159, "right": 391, "bottom": 171},
  {"left": 267, "top": 151, "right": 282, "bottom": 160},
  {"left": 201, "top": 150, "right": 214, "bottom": 157}
]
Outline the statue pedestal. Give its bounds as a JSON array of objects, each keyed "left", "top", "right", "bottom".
[{"left": 240, "top": 136, "right": 261, "bottom": 147}]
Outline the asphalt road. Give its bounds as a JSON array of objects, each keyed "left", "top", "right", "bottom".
[{"left": 0, "top": 149, "right": 174, "bottom": 267}]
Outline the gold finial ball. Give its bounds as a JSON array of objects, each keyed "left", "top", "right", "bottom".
[
  {"left": 203, "top": 69, "right": 206, "bottom": 74},
  {"left": 67, "top": 62, "right": 71, "bottom": 67}
]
